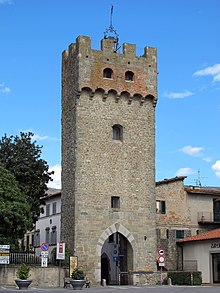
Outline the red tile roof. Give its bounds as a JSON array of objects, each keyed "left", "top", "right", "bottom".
[
  {"left": 179, "top": 229, "right": 220, "bottom": 243},
  {"left": 156, "top": 176, "right": 187, "bottom": 186},
  {"left": 184, "top": 186, "right": 220, "bottom": 195}
]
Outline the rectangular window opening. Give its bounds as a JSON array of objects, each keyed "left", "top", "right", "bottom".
[
  {"left": 111, "top": 196, "right": 120, "bottom": 209},
  {"left": 156, "top": 200, "right": 166, "bottom": 214},
  {"left": 176, "top": 230, "right": 184, "bottom": 239}
]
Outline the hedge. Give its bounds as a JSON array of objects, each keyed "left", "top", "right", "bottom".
[{"left": 163, "top": 271, "right": 202, "bottom": 285}]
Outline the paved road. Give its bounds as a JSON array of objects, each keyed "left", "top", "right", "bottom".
[{"left": 0, "top": 286, "right": 219, "bottom": 293}]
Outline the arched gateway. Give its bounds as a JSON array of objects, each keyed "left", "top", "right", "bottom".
[
  {"left": 96, "top": 223, "right": 135, "bottom": 285},
  {"left": 61, "top": 35, "right": 158, "bottom": 285}
]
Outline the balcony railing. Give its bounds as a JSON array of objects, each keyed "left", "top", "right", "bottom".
[{"left": 198, "top": 212, "right": 220, "bottom": 223}]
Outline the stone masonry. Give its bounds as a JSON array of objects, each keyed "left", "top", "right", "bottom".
[{"left": 61, "top": 36, "right": 158, "bottom": 285}]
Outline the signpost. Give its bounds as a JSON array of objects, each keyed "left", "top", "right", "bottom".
[
  {"left": 0, "top": 245, "right": 10, "bottom": 265},
  {"left": 40, "top": 242, "right": 49, "bottom": 268},
  {"left": 56, "top": 242, "right": 65, "bottom": 260},
  {"left": 157, "top": 248, "right": 165, "bottom": 285},
  {"left": 41, "top": 257, "right": 48, "bottom": 267}
]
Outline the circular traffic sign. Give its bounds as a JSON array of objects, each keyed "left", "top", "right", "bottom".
[
  {"left": 40, "top": 242, "right": 49, "bottom": 251},
  {"left": 158, "top": 248, "right": 165, "bottom": 255},
  {"left": 158, "top": 256, "right": 165, "bottom": 263}
]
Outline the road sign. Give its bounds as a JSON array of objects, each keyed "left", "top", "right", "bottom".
[
  {"left": 158, "top": 248, "right": 165, "bottom": 255},
  {"left": 41, "top": 251, "right": 49, "bottom": 257},
  {"left": 0, "top": 245, "right": 10, "bottom": 265},
  {"left": 40, "top": 242, "right": 49, "bottom": 251},
  {"left": 158, "top": 248, "right": 165, "bottom": 267},
  {"left": 113, "top": 256, "right": 118, "bottom": 262},
  {"left": 158, "top": 255, "right": 165, "bottom": 263},
  {"left": 56, "top": 242, "right": 65, "bottom": 260},
  {"left": 41, "top": 257, "right": 48, "bottom": 267}
]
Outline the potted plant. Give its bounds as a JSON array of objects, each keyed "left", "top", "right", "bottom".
[
  {"left": 15, "top": 263, "right": 32, "bottom": 290},
  {"left": 71, "top": 268, "right": 86, "bottom": 290}
]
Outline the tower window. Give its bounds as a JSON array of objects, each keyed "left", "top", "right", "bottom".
[
  {"left": 111, "top": 196, "right": 120, "bottom": 209},
  {"left": 103, "top": 68, "right": 113, "bottom": 79},
  {"left": 125, "top": 71, "right": 134, "bottom": 81},
  {"left": 112, "top": 124, "right": 123, "bottom": 141}
]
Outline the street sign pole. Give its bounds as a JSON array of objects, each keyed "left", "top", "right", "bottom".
[{"left": 157, "top": 248, "right": 165, "bottom": 285}]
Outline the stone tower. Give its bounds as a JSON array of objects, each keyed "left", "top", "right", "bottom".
[{"left": 61, "top": 35, "right": 158, "bottom": 285}]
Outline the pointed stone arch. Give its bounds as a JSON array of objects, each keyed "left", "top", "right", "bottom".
[{"left": 96, "top": 222, "right": 136, "bottom": 258}]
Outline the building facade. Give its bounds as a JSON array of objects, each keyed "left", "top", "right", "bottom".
[
  {"left": 61, "top": 35, "right": 158, "bottom": 285},
  {"left": 22, "top": 188, "right": 61, "bottom": 255},
  {"left": 179, "top": 229, "right": 220, "bottom": 283},
  {"left": 34, "top": 188, "right": 61, "bottom": 256},
  {"left": 156, "top": 177, "right": 220, "bottom": 273}
]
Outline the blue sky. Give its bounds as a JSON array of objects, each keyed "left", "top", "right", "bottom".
[{"left": 0, "top": 0, "right": 219, "bottom": 188}]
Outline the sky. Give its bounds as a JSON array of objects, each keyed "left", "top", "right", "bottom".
[{"left": 0, "top": 0, "right": 219, "bottom": 189}]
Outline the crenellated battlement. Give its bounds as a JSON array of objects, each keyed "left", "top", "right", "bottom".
[
  {"left": 64, "top": 35, "right": 157, "bottom": 62},
  {"left": 62, "top": 36, "right": 158, "bottom": 104}
]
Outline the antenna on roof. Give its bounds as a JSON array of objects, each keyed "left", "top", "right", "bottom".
[
  {"left": 194, "top": 169, "right": 207, "bottom": 187},
  {"left": 104, "top": 5, "right": 120, "bottom": 52}
]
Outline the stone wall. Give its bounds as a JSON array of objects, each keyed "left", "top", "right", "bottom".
[
  {"left": 0, "top": 266, "right": 68, "bottom": 288},
  {"left": 155, "top": 177, "right": 191, "bottom": 270}
]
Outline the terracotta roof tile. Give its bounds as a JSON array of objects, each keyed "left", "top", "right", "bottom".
[
  {"left": 179, "top": 229, "right": 220, "bottom": 243},
  {"left": 156, "top": 176, "right": 187, "bottom": 186},
  {"left": 184, "top": 186, "right": 220, "bottom": 195}
]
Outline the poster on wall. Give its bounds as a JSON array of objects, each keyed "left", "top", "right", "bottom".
[
  {"left": 0, "top": 245, "right": 10, "bottom": 264},
  {"left": 69, "top": 256, "right": 78, "bottom": 277}
]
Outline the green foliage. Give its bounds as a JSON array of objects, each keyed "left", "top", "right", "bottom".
[
  {"left": 163, "top": 271, "right": 202, "bottom": 286},
  {"left": 0, "top": 163, "right": 32, "bottom": 250},
  {"left": 0, "top": 132, "right": 53, "bottom": 226},
  {"left": 16, "top": 263, "right": 31, "bottom": 280},
  {"left": 71, "top": 268, "right": 85, "bottom": 280}
]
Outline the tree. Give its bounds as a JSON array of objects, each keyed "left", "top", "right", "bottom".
[
  {"left": 0, "top": 163, "right": 32, "bottom": 250},
  {"left": 0, "top": 132, "right": 53, "bottom": 226}
]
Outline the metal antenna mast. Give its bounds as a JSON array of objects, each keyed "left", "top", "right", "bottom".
[
  {"left": 104, "top": 5, "right": 119, "bottom": 52},
  {"left": 194, "top": 169, "right": 207, "bottom": 187}
]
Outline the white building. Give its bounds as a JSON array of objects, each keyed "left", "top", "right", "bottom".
[
  {"left": 179, "top": 228, "right": 220, "bottom": 283},
  {"left": 33, "top": 188, "right": 61, "bottom": 256}
]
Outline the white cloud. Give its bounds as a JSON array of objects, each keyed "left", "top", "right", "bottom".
[
  {"left": 203, "top": 157, "right": 212, "bottom": 163},
  {"left": 163, "top": 90, "right": 194, "bottom": 99},
  {"left": 212, "top": 160, "right": 220, "bottom": 178},
  {"left": 0, "top": 83, "right": 11, "bottom": 94},
  {"left": 194, "top": 64, "right": 220, "bottom": 82},
  {"left": 176, "top": 167, "right": 196, "bottom": 176},
  {"left": 181, "top": 145, "right": 204, "bottom": 156},
  {"left": 47, "top": 164, "right": 61, "bottom": 189},
  {"left": 32, "top": 134, "right": 49, "bottom": 141},
  {"left": 22, "top": 129, "right": 59, "bottom": 142}
]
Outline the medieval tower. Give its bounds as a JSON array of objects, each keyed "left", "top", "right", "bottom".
[{"left": 61, "top": 33, "right": 158, "bottom": 285}]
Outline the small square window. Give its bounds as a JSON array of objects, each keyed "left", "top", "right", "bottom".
[
  {"left": 111, "top": 196, "right": 120, "bottom": 209},
  {"left": 156, "top": 200, "right": 166, "bottom": 214},
  {"left": 176, "top": 230, "right": 184, "bottom": 239},
  {"left": 112, "top": 124, "right": 123, "bottom": 141}
]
